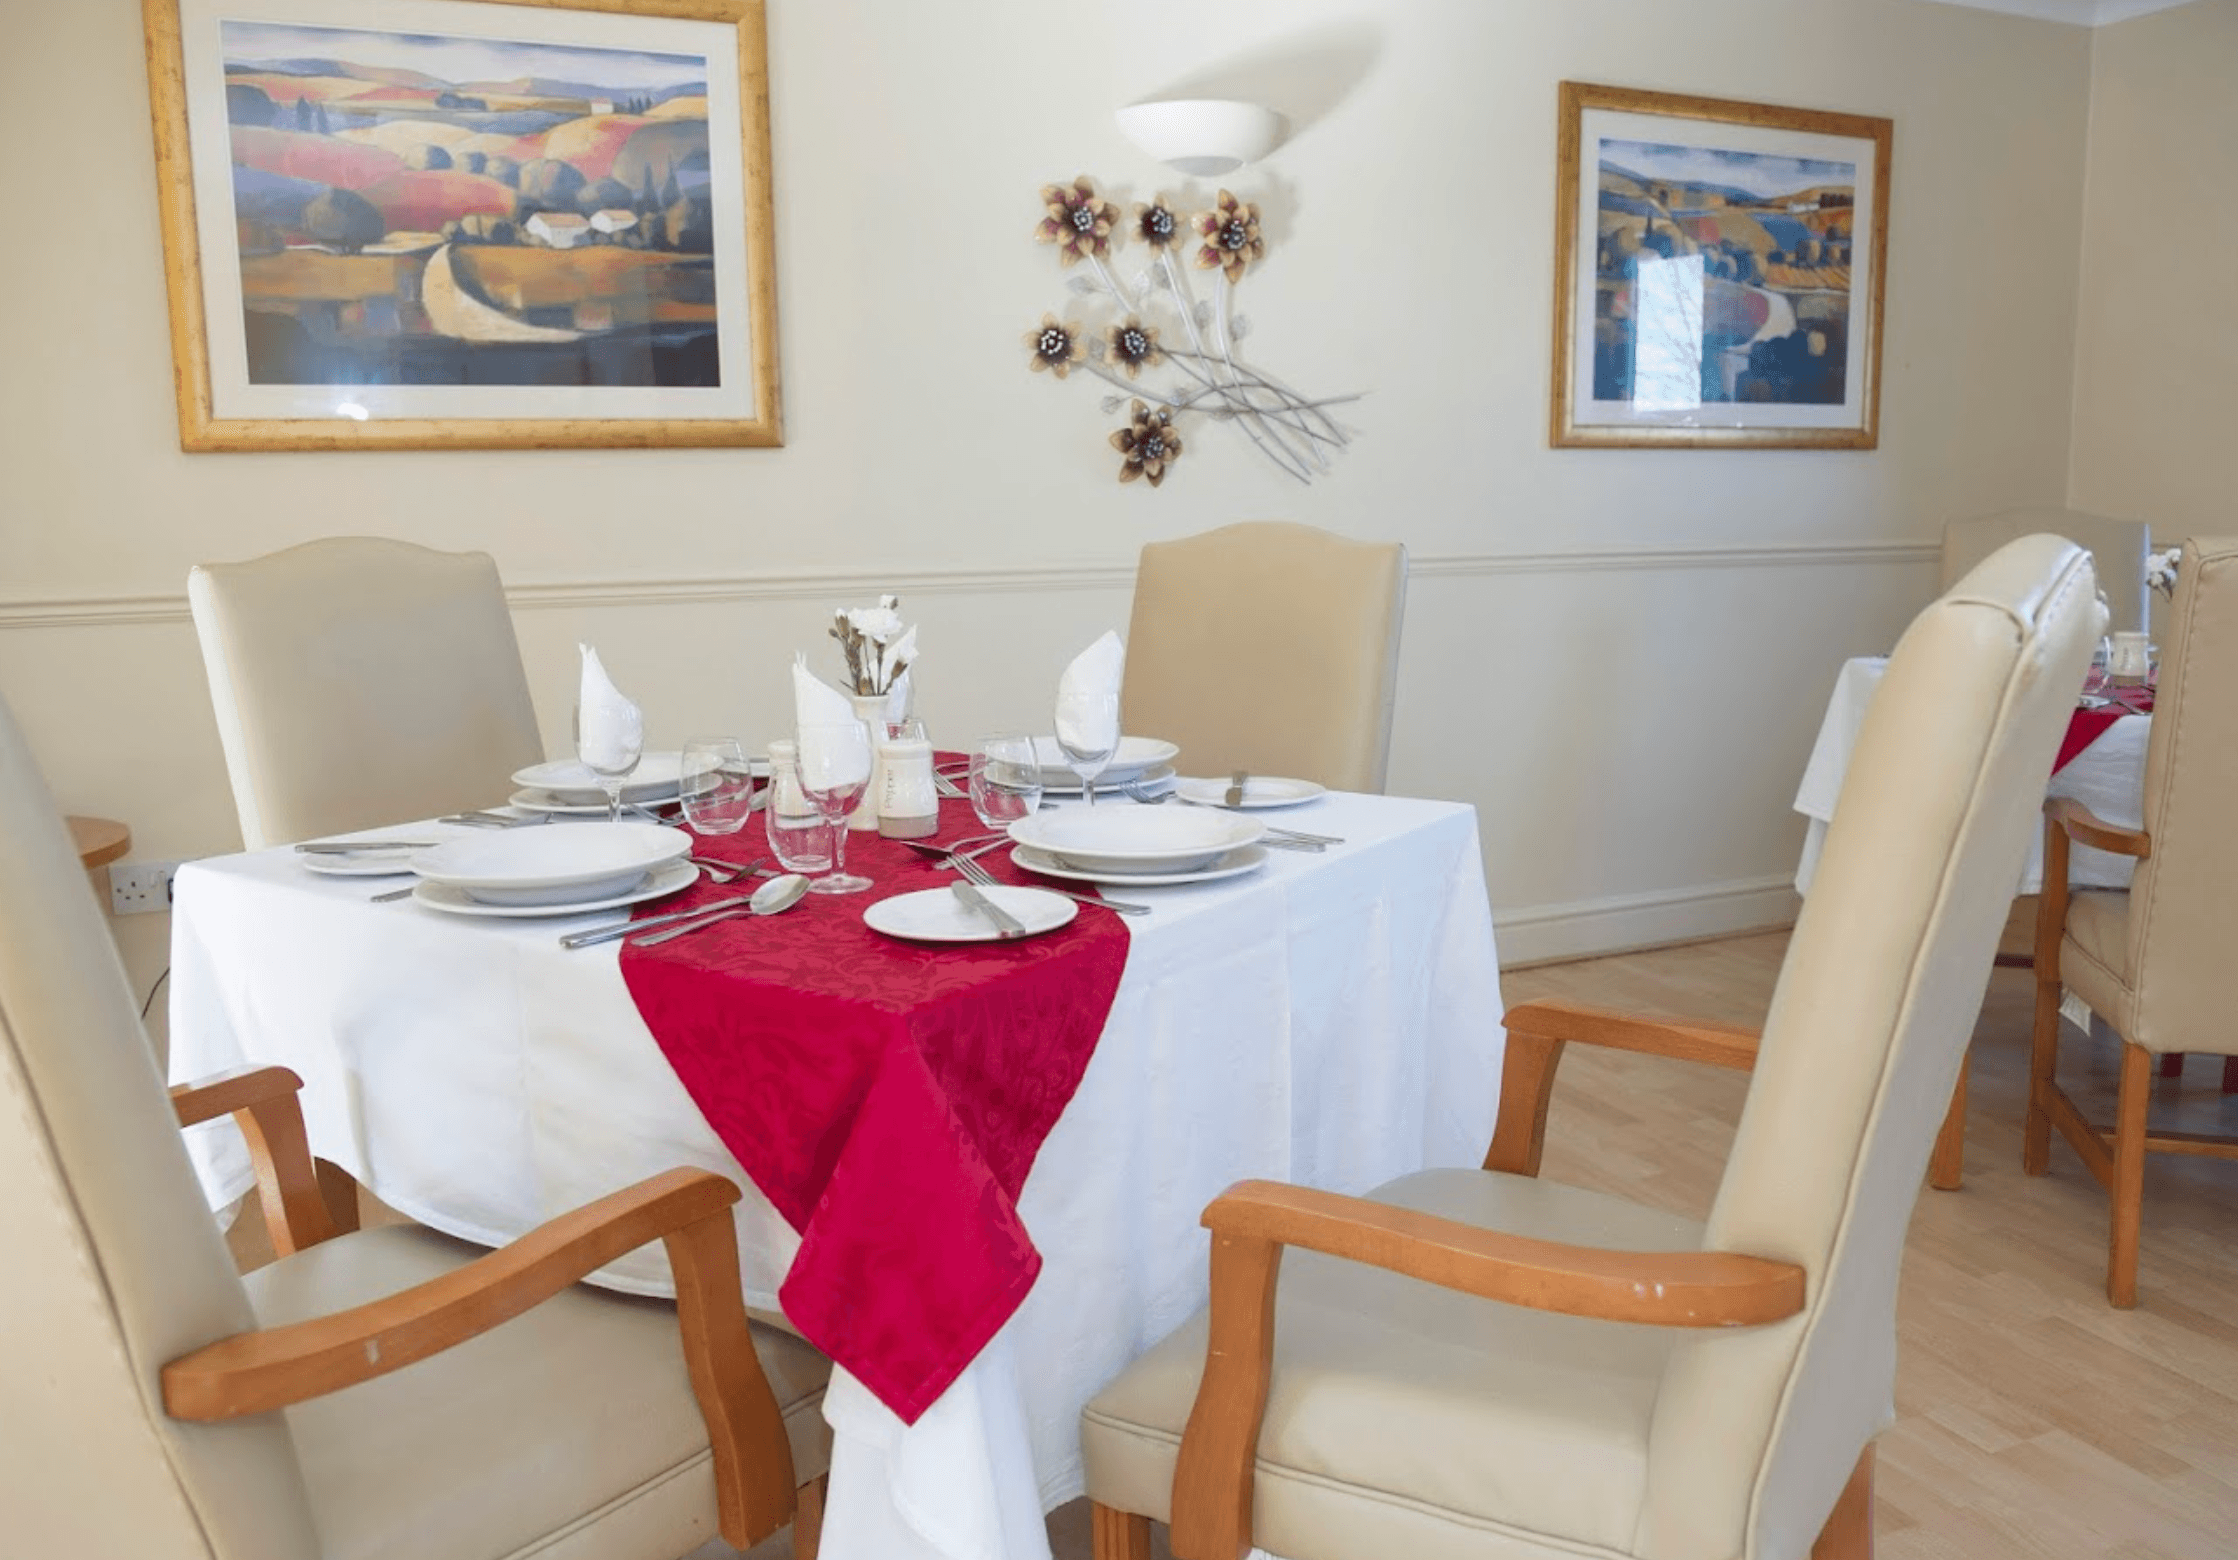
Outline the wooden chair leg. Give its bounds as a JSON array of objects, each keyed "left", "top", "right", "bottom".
[
  {"left": 2108, "top": 1044, "right": 2151, "bottom": 1308},
  {"left": 1811, "top": 1444, "right": 1874, "bottom": 1559},
  {"left": 2159, "top": 1053, "right": 2185, "bottom": 1079},
  {"left": 793, "top": 1474, "right": 826, "bottom": 1560},
  {"left": 1929, "top": 1056, "right": 1968, "bottom": 1190},
  {"left": 1091, "top": 1503, "right": 1152, "bottom": 1560},
  {"left": 2025, "top": 818, "right": 2068, "bottom": 1176}
]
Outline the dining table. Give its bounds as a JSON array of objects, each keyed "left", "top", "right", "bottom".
[
  {"left": 170, "top": 782, "right": 1505, "bottom": 1560},
  {"left": 1793, "top": 655, "right": 2151, "bottom": 897}
]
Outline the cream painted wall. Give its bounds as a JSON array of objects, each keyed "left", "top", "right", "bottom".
[
  {"left": 2068, "top": 0, "right": 2236, "bottom": 549},
  {"left": 0, "top": 0, "right": 2094, "bottom": 1002}
]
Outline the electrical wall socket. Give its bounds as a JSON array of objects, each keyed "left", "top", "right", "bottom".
[{"left": 110, "top": 861, "right": 182, "bottom": 916}]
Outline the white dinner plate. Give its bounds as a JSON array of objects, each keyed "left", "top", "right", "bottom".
[
  {"left": 512, "top": 752, "right": 687, "bottom": 804},
  {"left": 412, "top": 821, "right": 691, "bottom": 906},
  {"left": 862, "top": 886, "right": 1078, "bottom": 943},
  {"left": 1008, "top": 806, "right": 1262, "bottom": 874},
  {"left": 1038, "top": 764, "right": 1176, "bottom": 798},
  {"left": 413, "top": 860, "right": 699, "bottom": 919},
  {"left": 1174, "top": 775, "right": 1326, "bottom": 809},
  {"left": 1026, "top": 736, "right": 1180, "bottom": 789},
  {"left": 509, "top": 788, "right": 682, "bottom": 818},
  {"left": 1011, "top": 842, "right": 1269, "bottom": 887},
  {"left": 300, "top": 848, "right": 417, "bottom": 878}
]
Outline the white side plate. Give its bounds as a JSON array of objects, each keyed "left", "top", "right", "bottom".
[
  {"left": 1011, "top": 843, "right": 1269, "bottom": 887},
  {"left": 1173, "top": 775, "right": 1326, "bottom": 809},
  {"left": 300, "top": 849, "right": 416, "bottom": 878},
  {"left": 512, "top": 752, "right": 687, "bottom": 803},
  {"left": 863, "top": 886, "right": 1078, "bottom": 943},
  {"left": 414, "top": 861, "right": 699, "bottom": 919}
]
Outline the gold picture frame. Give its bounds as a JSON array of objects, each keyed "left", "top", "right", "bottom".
[
  {"left": 143, "top": 0, "right": 781, "bottom": 452},
  {"left": 1551, "top": 81, "right": 1891, "bottom": 450}
]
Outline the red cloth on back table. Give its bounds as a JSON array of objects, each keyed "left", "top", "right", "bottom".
[
  {"left": 619, "top": 794, "right": 1127, "bottom": 1422},
  {"left": 2055, "top": 688, "right": 2150, "bottom": 774}
]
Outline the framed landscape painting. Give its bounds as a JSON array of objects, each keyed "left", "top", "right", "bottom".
[
  {"left": 1550, "top": 82, "right": 1891, "bottom": 450},
  {"left": 144, "top": 0, "right": 781, "bottom": 451}
]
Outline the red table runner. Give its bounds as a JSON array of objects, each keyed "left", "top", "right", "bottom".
[
  {"left": 618, "top": 794, "right": 1128, "bottom": 1422},
  {"left": 2056, "top": 688, "right": 2151, "bottom": 775}
]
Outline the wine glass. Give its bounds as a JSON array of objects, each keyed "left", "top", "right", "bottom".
[
  {"left": 763, "top": 741, "right": 834, "bottom": 874},
  {"left": 573, "top": 697, "right": 644, "bottom": 823},
  {"left": 969, "top": 732, "right": 1044, "bottom": 830},
  {"left": 1054, "top": 692, "right": 1120, "bottom": 806},
  {"left": 794, "top": 720, "right": 873, "bottom": 893},
  {"left": 680, "top": 736, "right": 756, "bottom": 835}
]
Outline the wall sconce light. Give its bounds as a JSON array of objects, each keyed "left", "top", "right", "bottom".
[{"left": 1114, "top": 98, "right": 1289, "bottom": 177}]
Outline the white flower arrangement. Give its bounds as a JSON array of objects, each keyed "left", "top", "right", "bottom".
[
  {"left": 829, "top": 594, "right": 917, "bottom": 695},
  {"left": 2147, "top": 547, "right": 2180, "bottom": 598}
]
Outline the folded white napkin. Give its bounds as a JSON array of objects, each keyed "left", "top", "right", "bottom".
[
  {"left": 884, "top": 667, "right": 913, "bottom": 724},
  {"left": 577, "top": 645, "right": 643, "bottom": 773},
  {"left": 793, "top": 654, "right": 872, "bottom": 790},
  {"left": 1055, "top": 630, "right": 1124, "bottom": 754}
]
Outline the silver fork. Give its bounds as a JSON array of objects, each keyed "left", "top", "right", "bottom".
[
  {"left": 949, "top": 853, "right": 1151, "bottom": 916},
  {"left": 1119, "top": 783, "right": 1342, "bottom": 847}
]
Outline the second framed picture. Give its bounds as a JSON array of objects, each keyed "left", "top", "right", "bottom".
[{"left": 1550, "top": 82, "right": 1892, "bottom": 450}]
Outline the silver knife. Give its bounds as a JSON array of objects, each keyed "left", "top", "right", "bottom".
[
  {"left": 1224, "top": 770, "right": 1249, "bottom": 808},
  {"left": 952, "top": 882, "right": 1027, "bottom": 939},
  {"left": 296, "top": 839, "right": 438, "bottom": 853}
]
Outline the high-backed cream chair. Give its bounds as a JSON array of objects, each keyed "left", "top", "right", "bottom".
[
  {"left": 1942, "top": 507, "right": 2149, "bottom": 633},
  {"left": 189, "top": 537, "right": 544, "bottom": 848},
  {"left": 0, "top": 692, "right": 831, "bottom": 1558},
  {"left": 2025, "top": 537, "right": 2238, "bottom": 1308},
  {"left": 1121, "top": 522, "right": 1407, "bottom": 793},
  {"left": 1081, "top": 537, "right": 2102, "bottom": 1560}
]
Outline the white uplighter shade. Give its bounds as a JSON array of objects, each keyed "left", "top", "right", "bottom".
[{"left": 1114, "top": 98, "right": 1288, "bottom": 175}]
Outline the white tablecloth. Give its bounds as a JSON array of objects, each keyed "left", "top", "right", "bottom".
[
  {"left": 1793, "top": 656, "right": 2148, "bottom": 895},
  {"left": 171, "top": 792, "right": 1505, "bottom": 1560}
]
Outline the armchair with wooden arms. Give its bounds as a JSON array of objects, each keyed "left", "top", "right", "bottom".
[
  {"left": 1078, "top": 536, "right": 2103, "bottom": 1560},
  {"left": 0, "top": 692, "right": 830, "bottom": 1560},
  {"left": 2023, "top": 537, "right": 2238, "bottom": 1309}
]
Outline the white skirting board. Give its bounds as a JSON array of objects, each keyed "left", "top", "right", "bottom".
[{"left": 1496, "top": 875, "right": 1801, "bottom": 968}]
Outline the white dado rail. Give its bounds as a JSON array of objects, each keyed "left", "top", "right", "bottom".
[{"left": 0, "top": 540, "right": 1937, "bottom": 631}]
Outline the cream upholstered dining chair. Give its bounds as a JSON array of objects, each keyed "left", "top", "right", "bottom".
[
  {"left": 2024, "top": 537, "right": 2238, "bottom": 1308},
  {"left": 0, "top": 692, "right": 832, "bottom": 1559},
  {"left": 1941, "top": 506, "right": 2149, "bottom": 633},
  {"left": 189, "top": 536, "right": 545, "bottom": 848},
  {"left": 1121, "top": 521, "right": 1407, "bottom": 793},
  {"left": 1079, "top": 536, "right": 2102, "bottom": 1560}
]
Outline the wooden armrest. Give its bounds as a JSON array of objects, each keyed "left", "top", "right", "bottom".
[
  {"left": 171, "top": 1066, "right": 353, "bottom": 1254},
  {"left": 1484, "top": 1001, "right": 1759, "bottom": 1178},
  {"left": 164, "top": 1165, "right": 795, "bottom": 1547},
  {"left": 1170, "top": 1179, "right": 1803, "bottom": 1559},
  {"left": 2044, "top": 796, "right": 2150, "bottom": 858}
]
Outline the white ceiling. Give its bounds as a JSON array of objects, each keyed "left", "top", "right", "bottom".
[{"left": 1917, "top": 0, "right": 2201, "bottom": 24}]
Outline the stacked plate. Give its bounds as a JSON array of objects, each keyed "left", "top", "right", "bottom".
[
  {"left": 510, "top": 753, "right": 688, "bottom": 817},
  {"left": 1007, "top": 805, "right": 1266, "bottom": 886},
  {"left": 407, "top": 823, "right": 696, "bottom": 917},
  {"left": 1027, "top": 736, "right": 1180, "bottom": 795}
]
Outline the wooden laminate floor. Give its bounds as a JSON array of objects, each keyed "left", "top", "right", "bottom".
[{"left": 315, "top": 926, "right": 2238, "bottom": 1560}]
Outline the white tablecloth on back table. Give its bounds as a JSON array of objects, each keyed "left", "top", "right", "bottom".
[
  {"left": 171, "top": 791, "right": 1504, "bottom": 1560},
  {"left": 1793, "top": 656, "right": 2147, "bottom": 896}
]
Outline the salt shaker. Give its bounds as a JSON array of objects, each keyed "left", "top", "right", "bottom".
[{"left": 876, "top": 737, "right": 940, "bottom": 839}]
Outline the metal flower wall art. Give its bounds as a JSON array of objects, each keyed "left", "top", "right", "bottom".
[{"left": 1027, "top": 175, "right": 1359, "bottom": 488}]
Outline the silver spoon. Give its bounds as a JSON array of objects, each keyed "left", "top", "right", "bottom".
[{"left": 630, "top": 872, "right": 809, "bottom": 946}]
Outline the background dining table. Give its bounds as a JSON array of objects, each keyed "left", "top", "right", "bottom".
[
  {"left": 1793, "top": 655, "right": 2150, "bottom": 896},
  {"left": 170, "top": 787, "right": 1505, "bottom": 1560}
]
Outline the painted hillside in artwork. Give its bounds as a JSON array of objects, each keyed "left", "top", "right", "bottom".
[
  {"left": 220, "top": 22, "right": 723, "bottom": 388},
  {"left": 1590, "top": 138, "right": 1859, "bottom": 409}
]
